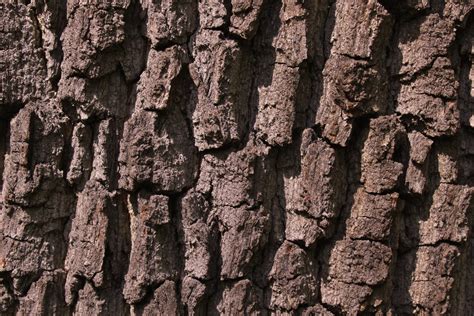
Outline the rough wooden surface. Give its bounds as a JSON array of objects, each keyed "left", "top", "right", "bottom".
[{"left": 0, "top": 0, "right": 473, "bottom": 314}]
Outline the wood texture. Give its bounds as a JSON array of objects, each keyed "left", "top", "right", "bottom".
[{"left": 0, "top": 0, "right": 473, "bottom": 314}]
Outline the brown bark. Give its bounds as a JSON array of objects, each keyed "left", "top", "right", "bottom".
[{"left": 0, "top": 0, "right": 473, "bottom": 315}]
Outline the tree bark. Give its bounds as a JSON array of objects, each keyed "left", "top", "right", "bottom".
[{"left": 0, "top": 0, "right": 473, "bottom": 315}]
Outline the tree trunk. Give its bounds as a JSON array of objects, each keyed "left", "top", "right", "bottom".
[{"left": 1, "top": 0, "right": 473, "bottom": 314}]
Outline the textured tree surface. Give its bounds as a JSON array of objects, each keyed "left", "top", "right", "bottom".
[{"left": 1, "top": 0, "right": 474, "bottom": 315}]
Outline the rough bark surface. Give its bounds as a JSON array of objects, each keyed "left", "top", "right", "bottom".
[{"left": 1, "top": 0, "right": 474, "bottom": 315}]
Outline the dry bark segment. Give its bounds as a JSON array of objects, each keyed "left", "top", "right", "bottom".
[
  {"left": 118, "top": 107, "right": 198, "bottom": 193},
  {"left": 316, "top": 0, "right": 393, "bottom": 146},
  {"left": 405, "top": 131, "right": 433, "bottom": 194},
  {"left": 190, "top": 30, "right": 252, "bottom": 151},
  {"left": 136, "top": 46, "right": 189, "bottom": 111},
  {"left": 1, "top": 0, "right": 474, "bottom": 315},
  {"left": 59, "top": 72, "right": 129, "bottom": 120},
  {"left": 196, "top": 144, "right": 275, "bottom": 281},
  {"left": 209, "top": 279, "right": 265, "bottom": 315},
  {"left": 66, "top": 123, "right": 93, "bottom": 188},
  {"left": 1, "top": 105, "right": 72, "bottom": 264},
  {"left": 142, "top": 0, "right": 197, "bottom": 47},
  {"left": 254, "top": 0, "right": 318, "bottom": 146},
  {"left": 268, "top": 241, "right": 318, "bottom": 311},
  {"left": 282, "top": 129, "right": 347, "bottom": 248},
  {"left": 65, "top": 182, "right": 111, "bottom": 302},
  {"left": 320, "top": 188, "right": 401, "bottom": 313},
  {"left": 230, "top": 0, "right": 264, "bottom": 39},
  {"left": 0, "top": 104, "right": 74, "bottom": 315},
  {"left": 181, "top": 191, "right": 215, "bottom": 281},
  {"left": 394, "top": 1, "right": 473, "bottom": 137},
  {"left": 345, "top": 188, "right": 400, "bottom": 242},
  {"left": 394, "top": 243, "right": 466, "bottom": 315},
  {"left": 0, "top": 3, "right": 49, "bottom": 105},
  {"left": 15, "top": 271, "right": 68, "bottom": 315},
  {"left": 361, "top": 115, "right": 407, "bottom": 194},
  {"left": 124, "top": 192, "right": 178, "bottom": 304},
  {"left": 0, "top": 120, "right": 8, "bottom": 203},
  {"left": 61, "top": 0, "right": 145, "bottom": 81},
  {"left": 321, "top": 240, "right": 393, "bottom": 313},
  {"left": 418, "top": 184, "right": 473, "bottom": 245}
]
